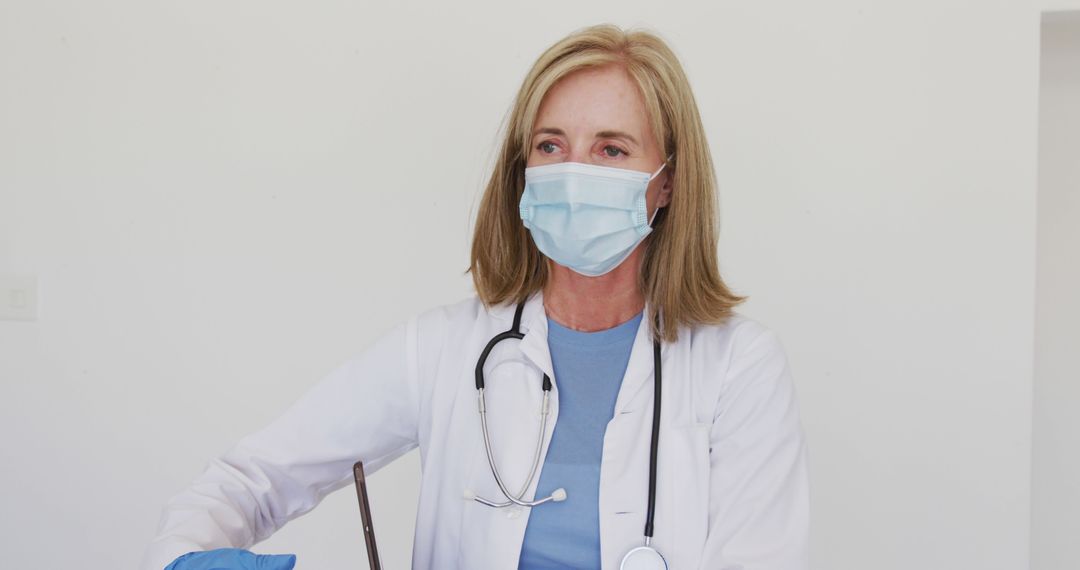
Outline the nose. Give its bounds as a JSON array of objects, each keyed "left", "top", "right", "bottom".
[{"left": 566, "top": 148, "right": 590, "bottom": 164}]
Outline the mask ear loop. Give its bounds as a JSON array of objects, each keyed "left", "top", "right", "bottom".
[
  {"left": 647, "top": 154, "right": 675, "bottom": 228},
  {"left": 647, "top": 206, "right": 661, "bottom": 228},
  {"left": 648, "top": 153, "right": 676, "bottom": 180}
]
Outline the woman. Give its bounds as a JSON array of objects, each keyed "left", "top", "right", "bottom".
[{"left": 144, "top": 24, "right": 809, "bottom": 570}]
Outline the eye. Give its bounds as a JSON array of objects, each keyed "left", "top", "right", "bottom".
[
  {"left": 602, "top": 145, "right": 627, "bottom": 158},
  {"left": 537, "top": 141, "right": 558, "bottom": 154}
]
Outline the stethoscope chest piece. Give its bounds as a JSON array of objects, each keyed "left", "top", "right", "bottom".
[{"left": 620, "top": 545, "right": 667, "bottom": 570}]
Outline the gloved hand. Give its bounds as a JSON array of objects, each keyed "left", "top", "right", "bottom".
[{"left": 163, "top": 548, "right": 297, "bottom": 570}]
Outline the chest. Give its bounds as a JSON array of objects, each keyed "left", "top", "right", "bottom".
[{"left": 414, "top": 317, "right": 723, "bottom": 570}]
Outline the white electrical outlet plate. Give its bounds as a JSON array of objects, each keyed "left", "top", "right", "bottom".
[{"left": 0, "top": 274, "right": 39, "bottom": 321}]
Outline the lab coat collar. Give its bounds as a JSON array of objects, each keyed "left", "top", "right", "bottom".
[
  {"left": 516, "top": 290, "right": 554, "bottom": 382},
  {"left": 500, "top": 289, "right": 660, "bottom": 414}
]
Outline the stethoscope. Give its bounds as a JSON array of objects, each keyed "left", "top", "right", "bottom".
[{"left": 466, "top": 300, "right": 668, "bottom": 570}]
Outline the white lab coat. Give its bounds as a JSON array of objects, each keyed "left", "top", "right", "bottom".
[{"left": 142, "top": 290, "right": 809, "bottom": 570}]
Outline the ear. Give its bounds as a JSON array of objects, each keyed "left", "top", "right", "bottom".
[{"left": 657, "top": 170, "right": 673, "bottom": 208}]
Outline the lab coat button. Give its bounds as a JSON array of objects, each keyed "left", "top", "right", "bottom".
[{"left": 507, "top": 506, "right": 524, "bottom": 519}]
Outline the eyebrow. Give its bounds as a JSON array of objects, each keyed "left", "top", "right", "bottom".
[{"left": 533, "top": 127, "right": 639, "bottom": 146}]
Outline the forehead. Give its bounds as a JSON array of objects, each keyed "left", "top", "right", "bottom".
[{"left": 535, "top": 64, "right": 649, "bottom": 135}]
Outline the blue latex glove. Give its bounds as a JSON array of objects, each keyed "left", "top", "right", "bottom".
[{"left": 164, "top": 548, "right": 297, "bottom": 570}]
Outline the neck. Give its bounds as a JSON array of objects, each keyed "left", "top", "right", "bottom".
[{"left": 542, "top": 248, "right": 646, "bottom": 332}]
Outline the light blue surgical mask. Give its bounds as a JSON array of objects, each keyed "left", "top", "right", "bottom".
[{"left": 519, "top": 156, "right": 671, "bottom": 277}]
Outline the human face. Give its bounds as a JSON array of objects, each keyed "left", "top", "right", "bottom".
[{"left": 527, "top": 64, "right": 673, "bottom": 213}]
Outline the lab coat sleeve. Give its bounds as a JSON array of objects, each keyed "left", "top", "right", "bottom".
[
  {"left": 140, "top": 316, "right": 421, "bottom": 570},
  {"left": 700, "top": 326, "right": 810, "bottom": 569}
]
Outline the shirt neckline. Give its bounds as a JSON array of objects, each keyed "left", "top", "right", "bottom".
[{"left": 546, "top": 311, "right": 643, "bottom": 348}]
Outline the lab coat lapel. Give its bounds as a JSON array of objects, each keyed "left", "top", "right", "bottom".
[
  {"left": 516, "top": 291, "right": 555, "bottom": 382},
  {"left": 612, "top": 299, "right": 658, "bottom": 415},
  {"left": 601, "top": 300, "right": 663, "bottom": 570},
  {"left": 467, "top": 290, "right": 557, "bottom": 570}
]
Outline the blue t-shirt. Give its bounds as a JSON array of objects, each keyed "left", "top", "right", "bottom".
[{"left": 517, "top": 310, "right": 643, "bottom": 569}]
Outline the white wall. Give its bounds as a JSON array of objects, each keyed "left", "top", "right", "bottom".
[
  {"left": 0, "top": 1, "right": 1074, "bottom": 569},
  {"left": 1032, "top": 10, "right": 1080, "bottom": 570}
]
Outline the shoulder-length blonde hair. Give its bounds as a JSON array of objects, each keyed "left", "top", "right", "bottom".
[{"left": 467, "top": 23, "right": 746, "bottom": 343}]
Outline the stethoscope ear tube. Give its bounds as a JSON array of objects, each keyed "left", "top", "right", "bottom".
[{"left": 471, "top": 299, "right": 559, "bottom": 507}]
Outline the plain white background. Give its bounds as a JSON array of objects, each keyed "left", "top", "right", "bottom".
[
  {"left": 1032, "top": 10, "right": 1080, "bottom": 570},
  {"left": 0, "top": 1, "right": 1076, "bottom": 569}
]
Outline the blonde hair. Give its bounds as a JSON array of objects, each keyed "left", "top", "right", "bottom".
[{"left": 467, "top": 23, "right": 747, "bottom": 343}]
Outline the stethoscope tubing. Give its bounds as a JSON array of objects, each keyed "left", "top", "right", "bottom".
[{"left": 645, "top": 326, "right": 661, "bottom": 539}]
